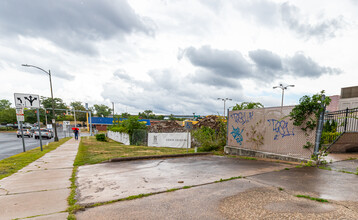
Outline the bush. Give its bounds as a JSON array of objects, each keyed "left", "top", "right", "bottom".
[
  {"left": 191, "top": 119, "right": 227, "bottom": 152},
  {"left": 109, "top": 116, "right": 148, "bottom": 145},
  {"left": 321, "top": 132, "right": 341, "bottom": 145},
  {"left": 95, "top": 133, "right": 106, "bottom": 142}
]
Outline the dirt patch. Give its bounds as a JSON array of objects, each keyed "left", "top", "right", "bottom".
[
  {"left": 194, "top": 115, "right": 222, "bottom": 130},
  {"left": 148, "top": 120, "right": 186, "bottom": 133}
]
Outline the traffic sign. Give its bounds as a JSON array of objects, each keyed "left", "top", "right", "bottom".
[
  {"left": 14, "top": 93, "right": 40, "bottom": 108},
  {"left": 16, "top": 108, "right": 24, "bottom": 122}
]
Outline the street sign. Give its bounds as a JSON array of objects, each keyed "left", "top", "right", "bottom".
[
  {"left": 52, "top": 119, "right": 56, "bottom": 124},
  {"left": 63, "top": 121, "right": 70, "bottom": 129},
  {"left": 16, "top": 108, "right": 24, "bottom": 122},
  {"left": 14, "top": 93, "right": 40, "bottom": 108}
]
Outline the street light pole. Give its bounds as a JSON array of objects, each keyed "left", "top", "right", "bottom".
[
  {"left": 217, "top": 98, "right": 232, "bottom": 117},
  {"left": 273, "top": 83, "right": 295, "bottom": 108},
  {"left": 22, "top": 64, "right": 59, "bottom": 141}
]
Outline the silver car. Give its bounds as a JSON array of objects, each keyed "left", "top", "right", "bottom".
[
  {"left": 33, "top": 129, "right": 53, "bottom": 139},
  {"left": 17, "top": 129, "right": 32, "bottom": 138}
]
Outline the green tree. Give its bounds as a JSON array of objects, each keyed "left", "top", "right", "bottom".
[
  {"left": 232, "top": 102, "right": 264, "bottom": 110},
  {"left": 41, "top": 96, "right": 68, "bottom": 120},
  {"left": 70, "top": 101, "right": 87, "bottom": 122},
  {"left": 94, "top": 104, "right": 112, "bottom": 117},
  {"left": 121, "top": 112, "right": 131, "bottom": 118},
  {"left": 0, "top": 99, "right": 11, "bottom": 110},
  {"left": 0, "top": 108, "right": 16, "bottom": 124}
]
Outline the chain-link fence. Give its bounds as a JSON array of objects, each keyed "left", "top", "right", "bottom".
[{"left": 131, "top": 129, "right": 148, "bottom": 146}]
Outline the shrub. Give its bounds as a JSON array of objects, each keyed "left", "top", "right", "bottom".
[
  {"left": 95, "top": 133, "right": 106, "bottom": 142},
  {"left": 192, "top": 119, "right": 227, "bottom": 152},
  {"left": 109, "top": 116, "right": 147, "bottom": 145},
  {"left": 321, "top": 132, "right": 341, "bottom": 144}
]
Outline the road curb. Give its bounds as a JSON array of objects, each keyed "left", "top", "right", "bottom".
[{"left": 109, "top": 152, "right": 212, "bottom": 162}]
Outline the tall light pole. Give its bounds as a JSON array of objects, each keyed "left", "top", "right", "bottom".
[
  {"left": 273, "top": 83, "right": 295, "bottom": 108},
  {"left": 22, "top": 64, "right": 59, "bottom": 141},
  {"left": 217, "top": 98, "right": 232, "bottom": 117}
]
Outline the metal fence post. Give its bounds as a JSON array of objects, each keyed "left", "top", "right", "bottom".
[
  {"left": 314, "top": 95, "right": 326, "bottom": 155},
  {"left": 344, "top": 107, "right": 349, "bottom": 132},
  {"left": 226, "top": 108, "right": 229, "bottom": 146}
]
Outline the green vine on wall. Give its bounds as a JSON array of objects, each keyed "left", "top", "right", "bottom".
[
  {"left": 289, "top": 90, "right": 331, "bottom": 132},
  {"left": 289, "top": 91, "right": 331, "bottom": 164}
]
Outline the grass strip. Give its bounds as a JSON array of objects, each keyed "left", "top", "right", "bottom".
[
  {"left": 215, "top": 176, "right": 242, "bottom": 183},
  {"left": 296, "top": 195, "right": 329, "bottom": 203},
  {"left": 74, "top": 136, "right": 195, "bottom": 166},
  {"left": 0, "top": 137, "right": 72, "bottom": 180}
]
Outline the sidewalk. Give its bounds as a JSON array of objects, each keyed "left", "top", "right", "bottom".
[{"left": 0, "top": 138, "right": 79, "bottom": 220}]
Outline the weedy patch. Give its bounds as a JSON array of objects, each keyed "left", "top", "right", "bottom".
[{"left": 296, "top": 195, "right": 329, "bottom": 203}]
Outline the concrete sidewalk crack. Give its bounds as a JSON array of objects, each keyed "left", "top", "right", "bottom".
[{"left": 0, "top": 187, "right": 70, "bottom": 196}]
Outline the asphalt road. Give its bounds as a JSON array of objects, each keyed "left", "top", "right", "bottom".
[{"left": 0, "top": 129, "right": 88, "bottom": 160}]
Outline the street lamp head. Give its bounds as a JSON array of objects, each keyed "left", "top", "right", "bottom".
[{"left": 21, "top": 64, "right": 29, "bottom": 67}]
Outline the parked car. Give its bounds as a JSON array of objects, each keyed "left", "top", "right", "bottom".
[
  {"left": 17, "top": 129, "right": 32, "bottom": 138},
  {"left": 33, "top": 129, "right": 53, "bottom": 139}
]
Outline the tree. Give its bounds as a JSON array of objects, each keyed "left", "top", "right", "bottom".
[
  {"left": 121, "top": 112, "right": 131, "bottom": 118},
  {"left": 0, "top": 99, "right": 11, "bottom": 110},
  {"left": 0, "top": 108, "right": 16, "bottom": 124},
  {"left": 138, "top": 110, "right": 164, "bottom": 120},
  {"left": 41, "top": 96, "right": 68, "bottom": 119},
  {"left": 232, "top": 102, "right": 264, "bottom": 110},
  {"left": 70, "top": 101, "right": 87, "bottom": 122},
  {"left": 94, "top": 104, "right": 111, "bottom": 117}
]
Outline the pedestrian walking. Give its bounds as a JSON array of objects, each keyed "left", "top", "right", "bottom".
[{"left": 73, "top": 127, "right": 79, "bottom": 140}]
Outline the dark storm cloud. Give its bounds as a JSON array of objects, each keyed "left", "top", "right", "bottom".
[
  {"left": 190, "top": 70, "right": 241, "bottom": 89},
  {"left": 249, "top": 49, "right": 282, "bottom": 70},
  {"left": 103, "top": 68, "right": 229, "bottom": 114},
  {"left": 280, "top": 2, "right": 345, "bottom": 40},
  {"left": 181, "top": 46, "right": 341, "bottom": 84},
  {"left": 182, "top": 45, "right": 252, "bottom": 78},
  {"left": 285, "top": 52, "right": 342, "bottom": 77},
  {"left": 0, "top": 0, "right": 154, "bottom": 55}
]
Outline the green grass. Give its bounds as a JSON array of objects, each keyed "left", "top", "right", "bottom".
[
  {"left": 74, "top": 136, "right": 195, "bottom": 166},
  {"left": 318, "top": 166, "right": 332, "bottom": 171},
  {"left": 284, "top": 168, "right": 290, "bottom": 170},
  {"left": 0, "top": 137, "right": 72, "bottom": 180},
  {"left": 296, "top": 195, "right": 329, "bottom": 203},
  {"left": 215, "top": 176, "right": 242, "bottom": 183},
  {"left": 278, "top": 187, "right": 284, "bottom": 191}
]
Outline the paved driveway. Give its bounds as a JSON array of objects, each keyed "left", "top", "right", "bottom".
[
  {"left": 76, "top": 157, "right": 358, "bottom": 220},
  {"left": 76, "top": 155, "right": 294, "bottom": 205}
]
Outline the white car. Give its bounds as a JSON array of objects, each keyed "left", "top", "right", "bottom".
[
  {"left": 17, "top": 129, "right": 32, "bottom": 138},
  {"left": 33, "top": 129, "right": 53, "bottom": 139}
]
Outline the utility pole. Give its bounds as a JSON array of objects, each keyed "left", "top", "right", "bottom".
[
  {"left": 217, "top": 98, "right": 232, "bottom": 117},
  {"left": 273, "top": 83, "right": 295, "bottom": 108}
]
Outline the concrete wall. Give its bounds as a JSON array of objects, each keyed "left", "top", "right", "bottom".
[
  {"left": 339, "top": 97, "right": 358, "bottom": 110},
  {"left": 107, "top": 131, "right": 130, "bottom": 145},
  {"left": 227, "top": 106, "right": 315, "bottom": 159}
]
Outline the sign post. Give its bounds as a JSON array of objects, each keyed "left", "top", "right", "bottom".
[
  {"left": 16, "top": 107, "right": 26, "bottom": 152},
  {"left": 184, "top": 121, "right": 193, "bottom": 153},
  {"left": 14, "top": 93, "right": 41, "bottom": 152},
  {"left": 36, "top": 108, "right": 43, "bottom": 151}
]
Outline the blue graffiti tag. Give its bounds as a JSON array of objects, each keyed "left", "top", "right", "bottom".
[
  {"left": 230, "top": 112, "right": 254, "bottom": 125},
  {"left": 231, "top": 126, "right": 244, "bottom": 145},
  {"left": 267, "top": 119, "right": 294, "bottom": 140}
]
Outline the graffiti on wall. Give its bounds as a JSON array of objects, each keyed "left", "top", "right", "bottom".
[
  {"left": 267, "top": 119, "right": 294, "bottom": 140},
  {"left": 231, "top": 126, "right": 244, "bottom": 145},
  {"left": 230, "top": 112, "right": 254, "bottom": 125}
]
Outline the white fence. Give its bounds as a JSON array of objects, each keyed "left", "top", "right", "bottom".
[
  {"left": 107, "top": 131, "right": 130, "bottom": 145},
  {"left": 148, "top": 132, "right": 191, "bottom": 148}
]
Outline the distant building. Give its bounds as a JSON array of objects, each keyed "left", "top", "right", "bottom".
[
  {"left": 326, "top": 95, "right": 340, "bottom": 112},
  {"left": 338, "top": 86, "right": 358, "bottom": 109}
]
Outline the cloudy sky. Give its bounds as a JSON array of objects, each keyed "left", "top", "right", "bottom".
[{"left": 1, "top": 0, "right": 357, "bottom": 115}]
